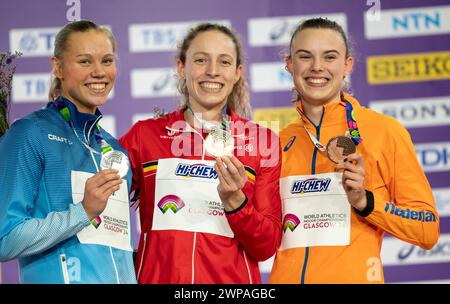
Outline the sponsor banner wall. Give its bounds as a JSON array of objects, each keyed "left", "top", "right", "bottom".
[
  {"left": 1, "top": 0, "right": 449, "bottom": 284},
  {"left": 381, "top": 233, "right": 450, "bottom": 267},
  {"left": 364, "top": 5, "right": 450, "bottom": 39},
  {"left": 369, "top": 96, "right": 450, "bottom": 128},
  {"left": 434, "top": 188, "right": 450, "bottom": 217}
]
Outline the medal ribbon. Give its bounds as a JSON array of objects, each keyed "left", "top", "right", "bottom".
[
  {"left": 296, "top": 95, "right": 363, "bottom": 151},
  {"left": 53, "top": 96, "right": 113, "bottom": 155},
  {"left": 187, "top": 105, "right": 231, "bottom": 133},
  {"left": 344, "top": 96, "right": 363, "bottom": 145}
]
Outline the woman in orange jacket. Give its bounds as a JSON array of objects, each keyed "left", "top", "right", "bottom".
[{"left": 269, "top": 17, "right": 439, "bottom": 284}]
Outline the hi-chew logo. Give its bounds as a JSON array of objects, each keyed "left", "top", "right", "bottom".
[
  {"left": 291, "top": 178, "right": 331, "bottom": 194},
  {"left": 175, "top": 163, "right": 218, "bottom": 179},
  {"left": 283, "top": 214, "right": 301, "bottom": 232},
  {"left": 158, "top": 195, "right": 185, "bottom": 214}
]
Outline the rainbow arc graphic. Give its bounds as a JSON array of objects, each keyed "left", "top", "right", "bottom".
[
  {"left": 283, "top": 214, "right": 301, "bottom": 232},
  {"left": 158, "top": 195, "right": 185, "bottom": 214}
]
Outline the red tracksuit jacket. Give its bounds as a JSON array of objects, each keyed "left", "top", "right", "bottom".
[{"left": 120, "top": 108, "right": 282, "bottom": 283}]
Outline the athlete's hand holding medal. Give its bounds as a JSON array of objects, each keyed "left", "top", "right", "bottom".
[
  {"left": 215, "top": 155, "right": 248, "bottom": 212},
  {"left": 322, "top": 134, "right": 367, "bottom": 212},
  {"left": 82, "top": 169, "right": 123, "bottom": 220},
  {"left": 312, "top": 132, "right": 367, "bottom": 211},
  {"left": 334, "top": 149, "right": 367, "bottom": 212},
  {"left": 187, "top": 106, "right": 247, "bottom": 212},
  {"left": 52, "top": 97, "right": 130, "bottom": 221},
  {"left": 300, "top": 99, "right": 368, "bottom": 211},
  {"left": 82, "top": 147, "right": 130, "bottom": 221},
  {"left": 204, "top": 124, "right": 248, "bottom": 211}
]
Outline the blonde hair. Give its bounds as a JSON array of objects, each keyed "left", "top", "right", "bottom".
[
  {"left": 48, "top": 20, "right": 116, "bottom": 101},
  {"left": 176, "top": 23, "right": 250, "bottom": 118}
]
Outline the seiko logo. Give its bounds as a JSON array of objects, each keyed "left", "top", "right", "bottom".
[{"left": 48, "top": 134, "right": 72, "bottom": 145}]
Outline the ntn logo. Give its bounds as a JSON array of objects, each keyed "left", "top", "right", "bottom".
[{"left": 393, "top": 12, "right": 440, "bottom": 31}]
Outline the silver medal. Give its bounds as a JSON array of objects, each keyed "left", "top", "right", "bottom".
[
  {"left": 100, "top": 150, "right": 129, "bottom": 178},
  {"left": 204, "top": 128, "right": 234, "bottom": 157}
]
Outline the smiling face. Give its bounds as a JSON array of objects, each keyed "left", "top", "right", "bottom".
[
  {"left": 177, "top": 30, "right": 243, "bottom": 112},
  {"left": 52, "top": 30, "right": 116, "bottom": 114},
  {"left": 286, "top": 28, "right": 353, "bottom": 107}
]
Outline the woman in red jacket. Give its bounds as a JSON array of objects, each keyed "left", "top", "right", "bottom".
[{"left": 120, "top": 23, "right": 282, "bottom": 283}]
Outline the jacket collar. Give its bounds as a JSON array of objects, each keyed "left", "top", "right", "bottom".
[
  {"left": 49, "top": 96, "right": 103, "bottom": 131},
  {"left": 295, "top": 92, "right": 362, "bottom": 127},
  {"left": 165, "top": 107, "right": 245, "bottom": 136}
]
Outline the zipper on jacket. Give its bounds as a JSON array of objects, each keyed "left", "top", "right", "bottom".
[
  {"left": 137, "top": 232, "right": 147, "bottom": 281},
  {"left": 243, "top": 251, "right": 252, "bottom": 284},
  {"left": 300, "top": 109, "right": 325, "bottom": 284},
  {"left": 60, "top": 254, "right": 70, "bottom": 284},
  {"left": 191, "top": 232, "right": 197, "bottom": 284},
  {"left": 300, "top": 248, "right": 309, "bottom": 284}
]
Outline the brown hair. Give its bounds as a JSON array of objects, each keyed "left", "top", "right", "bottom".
[
  {"left": 48, "top": 20, "right": 116, "bottom": 101},
  {"left": 176, "top": 23, "right": 250, "bottom": 118},
  {"left": 288, "top": 17, "right": 352, "bottom": 58},
  {"left": 288, "top": 17, "right": 354, "bottom": 102}
]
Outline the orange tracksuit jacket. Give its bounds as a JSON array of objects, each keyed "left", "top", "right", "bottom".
[{"left": 269, "top": 93, "right": 439, "bottom": 284}]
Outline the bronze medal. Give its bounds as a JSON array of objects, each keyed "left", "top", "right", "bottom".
[{"left": 326, "top": 136, "right": 356, "bottom": 164}]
